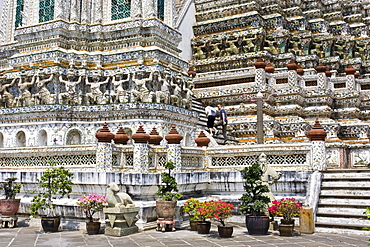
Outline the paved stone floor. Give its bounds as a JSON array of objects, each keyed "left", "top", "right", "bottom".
[{"left": 0, "top": 223, "right": 368, "bottom": 247}]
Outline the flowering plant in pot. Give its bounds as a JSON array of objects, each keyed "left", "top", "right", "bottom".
[
  {"left": 76, "top": 193, "right": 107, "bottom": 234},
  {"left": 193, "top": 201, "right": 215, "bottom": 234},
  {"left": 268, "top": 197, "right": 303, "bottom": 224},
  {"left": 0, "top": 177, "right": 23, "bottom": 215},
  {"left": 183, "top": 198, "right": 201, "bottom": 231},
  {"left": 268, "top": 197, "right": 303, "bottom": 236},
  {"left": 211, "top": 200, "right": 235, "bottom": 238}
]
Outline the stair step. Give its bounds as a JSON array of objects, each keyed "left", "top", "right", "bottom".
[
  {"left": 319, "top": 198, "right": 370, "bottom": 206},
  {"left": 320, "top": 189, "right": 370, "bottom": 197},
  {"left": 323, "top": 173, "right": 370, "bottom": 179},
  {"left": 316, "top": 222, "right": 369, "bottom": 231},
  {"left": 317, "top": 208, "right": 368, "bottom": 217},
  {"left": 315, "top": 227, "right": 370, "bottom": 236},
  {"left": 321, "top": 181, "right": 370, "bottom": 188},
  {"left": 316, "top": 216, "right": 370, "bottom": 227},
  {"left": 323, "top": 169, "right": 370, "bottom": 173}
]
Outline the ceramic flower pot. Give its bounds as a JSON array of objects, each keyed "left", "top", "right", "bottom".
[
  {"left": 0, "top": 199, "right": 21, "bottom": 215},
  {"left": 245, "top": 215, "right": 270, "bottom": 235},
  {"left": 156, "top": 200, "right": 177, "bottom": 219},
  {"left": 41, "top": 216, "right": 61, "bottom": 232},
  {"left": 197, "top": 221, "right": 211, "bottom": 234},
  {"left": 86, "top": 221, "right": 101, "bottom": 235},
  {"left": 279, "top": 223, "right": 294, "bottom": 236},
  {"left": 218, "top": 225, "right": 233, "bottom": 238},
  {"left": 190, "top": 220, "right": 200, "bottom": 231}
]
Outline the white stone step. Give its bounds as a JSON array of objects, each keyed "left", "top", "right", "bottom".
[
  {"left": 317, "top": 207, "right": 368, "bottom": 217},
  {"left": 319, "top": 198, "right": 370, "bottom": 206},
  {"left": 320, "top": 189, "right": 370, "bottom": 197},
  {"left": 316, "top": 216, "right": 370, "bottom": 227},
  {"left": 315, "top": 227, "right": 369, "bottom": 236},
  {"left": 321, "top": 181, "right": 370, "bottom": 188},
  {"left": 323, "top": 172, "right": 370, "bottom": 179}
]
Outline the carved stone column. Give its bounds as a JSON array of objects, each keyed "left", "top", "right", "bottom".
[
  {"left": 132, "top": 124, "right": 150, "bottom": 172},
  {"left": 131, "top": 0, "right": 142, "bottom": 19},
  {"left": 95, "top": 123, "right": 115, "bottom": 171},
  {"left": 142, "top": 0, "right": 155, "bottom": 18},
  {"left": 165, "top": 125, "right": 183, "bottom": 172},
  {"left": 308, "top": 119, "right": 327, "bottom": 171}
]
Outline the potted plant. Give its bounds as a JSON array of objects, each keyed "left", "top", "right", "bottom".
[
  {"left": 183, "top": 197, "right": 201, "bottom": 231},
  {"left": 0, "top": 177, "right": 23, "bottom": 215},
  {"left": 155, "top": 160, "right": 182, "bottom": 219},
  {"left": 268, "top": 197, "right": 303, "bottom": 236},
  {"left": 239, "top": 163, "right": 271, "bottom": 235},
  {"left": 30, "top": 162, "right": 74, "bottom": 232},
  {"left": 76, "top": 193, "right": 107, "bottom": 234},
  {"left": 211, "top": 200, "right": 235, "bottom": 238},
  {"left": 193, "top": 200, "right": 215, "bottom": 234}
]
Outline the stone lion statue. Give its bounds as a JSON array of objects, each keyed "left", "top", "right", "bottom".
[{"left": 106, "top": 183, "right": 135, "bottom": 208}]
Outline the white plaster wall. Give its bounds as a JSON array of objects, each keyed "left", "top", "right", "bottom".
[{"left": 177, "top": 0, "right": 196, "bottom": 62}]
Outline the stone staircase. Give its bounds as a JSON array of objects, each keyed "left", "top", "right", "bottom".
[
  {"left": 316, "top": 169, "right": 370, "bottom": 235},
  {"left": 192, "top": 99, "right": 238, "bottom": 145}
]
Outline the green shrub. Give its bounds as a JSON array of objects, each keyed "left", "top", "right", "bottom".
[{"left": 30, "top": 162, "right": 74, "bottom": 217}]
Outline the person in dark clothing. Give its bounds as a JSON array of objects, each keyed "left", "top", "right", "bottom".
[{"left": 215, "top": 104, "right": 228, "bottom": 141}]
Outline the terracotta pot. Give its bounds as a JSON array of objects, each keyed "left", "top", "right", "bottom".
[
  {"left": 149, "top": 127, "right": 163, "bottom": 145},
  {"left": 0, "top": 199, "right": 21, "bottom": 215},
  {"left": 245, "top": 215, "right": 270, "bottom": 235},
  {"left": 86, "top": 221, "right": 101, "bottom": 234},
  {"left": 41, "top": 216, "right": 61, "bottom": 232},
  {"left": 113, "top": 126, "right": 129, "bottom": 145},
  {"left": 156, "top": 200, "right": 177, "bottom": 219},
  {"left": 195, "top": 130, "right": 210, "bottom": 147},
  {"left": 197, "top": 221, "right": 211, "bottom": 234},
  {"left": 132, "top": 124, "right": 150, "bottom": 144},
  {"left": 165, "top": 125, "right": 183, "bottom": 144},
  {"left": 96, "top": 122, "right": 115, "bottom": 143},
  {"left": 279, "top": 223, "right": 294, "bottom": 236},
  {"left": 218, "top": 225, "right": 233, "bottom": 238}
]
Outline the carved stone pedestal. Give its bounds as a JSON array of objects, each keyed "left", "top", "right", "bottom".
[
  {"left": 0, "top": 215, "right": 18, "bottom": 228},
  {"left": 103, "top": 207, "right": 139, "bottom": 237},
  {"left": 157, "top": 218, "right": 176, "bottom": 232}
]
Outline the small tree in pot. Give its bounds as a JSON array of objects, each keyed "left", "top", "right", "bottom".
[
  {"left": 0, "top": 177, "right": 23, "bottom": 215},
  {"left": 155, "top": 161, "right": 182, "bottom": 221},
  {"left": 239, "top": 163, "right": 271, "bottom": 235},
  {"left": 30, "top": 162, "right": 74, "bottom": 232}
]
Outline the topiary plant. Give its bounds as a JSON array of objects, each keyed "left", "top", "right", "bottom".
[
  {"left": 155, "top": 160, "right": 182, "bottom": 201},
  {"left": 30, "top": 161, "right": 74, "bottom": 217},
  {"left": 239, "top": 163, "right": 271, "bottom": 216},
  {"left": 1, "top": 177, "right": 23, "bottom": 200}
]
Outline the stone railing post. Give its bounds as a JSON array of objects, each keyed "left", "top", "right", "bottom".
[
  {"left": 95, "top": 122, "right": 115, "bottom": 172},
  {"left": 308, "top": 119, "right": 327, "bottom": 172},
  {"left": 165, "top": 125, "right": 183, "bottom": 172},
  {"left": 132, "top": 124, "right": 150, "bottom": 172},
  {"left": 306, "top": 118, "right": 327, "bottom": 221}
]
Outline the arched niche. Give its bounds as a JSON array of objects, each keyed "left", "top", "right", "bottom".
[
  {"left": 183, "top": 132, "right": 192, "bottom": 147},
  {"left": 16, "top": 131, "right": 26, "bottom": 147},
  {"left": 66, "top": 129, "right": 82, "bottom": 145},
  {"left": 38, "top": 130, "right": 48, "bottom": 146},
  {"left": 0, "top": 132, "right": 3, "bottom": 148}
]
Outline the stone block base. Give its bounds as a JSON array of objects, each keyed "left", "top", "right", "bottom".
[{"left": 105, "top": 225, "right": 138, "bottom": 237}]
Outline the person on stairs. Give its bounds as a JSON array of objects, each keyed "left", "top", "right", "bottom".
[
  {"left": 215, "top": 104, "right": 228, "bottom": 142},
  {"left": 205, "top": 104, "right": 218, "bottom": 136}
]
